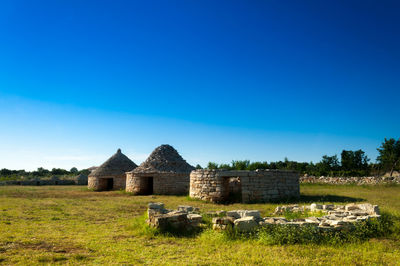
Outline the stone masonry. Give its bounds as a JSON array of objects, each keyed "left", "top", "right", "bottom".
[
  {"left": 190, "top": 169, "right": 300, "bottom": 203},
  {"left": 210, "top": 203, "right": 381, "bottom": 232},
  {"left": 126, "top": 172, "right": 190, "bottom": 195}
]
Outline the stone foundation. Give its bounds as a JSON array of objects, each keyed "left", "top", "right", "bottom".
[
  {"left": 211, "top": 203, "right": 380, "bottom": 232},
  {"left": 190, "top": 169, "right": 300, "bottom": 203}
]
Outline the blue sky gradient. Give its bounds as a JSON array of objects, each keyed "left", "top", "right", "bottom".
[{"left": 1, "top": 0, "right": 399, "bottom": 170}]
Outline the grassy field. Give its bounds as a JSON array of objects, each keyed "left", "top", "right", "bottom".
[{"left": 0, "top": 184, "right": 400, "bottom": 265}]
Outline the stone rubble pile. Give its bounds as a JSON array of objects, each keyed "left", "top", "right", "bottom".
[
  {"left": 300, "top": 175, "right": 400, "bottom": 185},
  {"left": 146, "top": 202, "right": 381, "bottom": 233},
  {"left": 146, "top": 203, "right": 202, "bottom": 231},
  {"left": 211, "top": 203, "right": 380, "bottom": 232}
]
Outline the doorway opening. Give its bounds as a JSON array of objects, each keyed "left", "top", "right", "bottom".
[
  {"left": 142, "top": 177, "right": 153, "bottom": 195},
  {"left": 222, "top": 177, "right": 242, "bottom": 203},
  {"left": 106, "top": 178, "right": 114, "bottom": 190}
]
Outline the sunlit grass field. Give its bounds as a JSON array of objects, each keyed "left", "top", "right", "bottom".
[{"left": 0, "top": 184, "right": 400, "bottom": 265}]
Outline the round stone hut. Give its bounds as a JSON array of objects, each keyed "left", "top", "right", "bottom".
[
  {"left": 88, "top": 149, "right": 137, "bottom": 191},
  {"left": 126, "top": 144, "right": 195, "bottom": 195}
]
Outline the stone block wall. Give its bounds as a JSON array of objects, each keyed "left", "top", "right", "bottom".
[
  {"left": 190, "top": 169, "right": 300, "bottom": 203},
  {"left": 88, "top": 175, "right": 126, "bottom": 191},
  {"left": 126, "top": 171, "right": 189, "bottom": 195},
  {"left": 0, "top": 179, "right": 76, "bottom": 186}
]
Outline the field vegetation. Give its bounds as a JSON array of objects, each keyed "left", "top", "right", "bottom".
[{"left": 0, "top": 184, "right": 400, "bottom": 265}]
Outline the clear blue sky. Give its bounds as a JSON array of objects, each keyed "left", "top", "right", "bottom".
[{"left": 1, "top": 0, "right": 399, "bottom": 170}]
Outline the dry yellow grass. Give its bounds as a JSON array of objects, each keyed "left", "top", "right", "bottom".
[{"left": 0, "top": 184, "right": 399, "bottom": 265}]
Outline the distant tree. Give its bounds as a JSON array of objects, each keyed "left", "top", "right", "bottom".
[
  {"left": 248, "top": 161, "right": 269, "bottom": 171},
  {"left": 0, "top": 168, "right": 12, "bottom": 176},
  {"left": 195, "top": 164, "right": 202, "bottom": 169},
  {"left": 78, "top": 169, "right": 90, "bottom": 176},
  {"left": 377, "top": 138, "right": 400, "bottom": 177},
  {"left": 70, "top": 167, "right": 78, "bottom": 174},
  {"left": 231, "top": 160, "right": 250, "bottom": 170},
  {"left": 320, "top": 155, "right": 340, "bottom": 171},
  {"left": 341, "top": 150, "right": 369, "bottom": 171},
  {"left": 207, "top": 162, "right": 219, "bottom": 169},
  {"left": 33, "top": 167, "right": 50, "bottom": 177},
  {"left": 219, "top": 163, "right": 232, "bottom": 170},
  {"left": 51, "top": 168, "right": 69, "bottom": 176}
]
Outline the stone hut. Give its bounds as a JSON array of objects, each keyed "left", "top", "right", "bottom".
[
  {"left": 126, "top": 145, "right": 195, "bottom": 195},
  {"left": 88, "top": 149, "right": 137, "bottom": 191},
  {"left": 190, "top": 169, "right": 300, "bottom": 203}
]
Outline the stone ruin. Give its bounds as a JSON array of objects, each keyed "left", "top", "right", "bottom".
[
  {"left": 190, "top": 169, "right": 300, "bottom": 203},
  {"left": 145, "top": 202, "right": 380, "bottom": 233},
  {"left": 211, "top": 203, "right": 380, "bottom": 232},
  {"left": 126, "top": 145, "right": 195, "bottom": 195},
  {"left": 146, "top": 203, "right": 203, "bottom": 232}
]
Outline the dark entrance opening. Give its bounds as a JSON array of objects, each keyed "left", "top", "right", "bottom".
[
  {"left": 106, "top": 178, "right": 114, "bottom": 190},
  {"left": 55, "top": 181, "right": 58, "bottom": 185},
  {"left": 222, "top": 177, "right": 242, "bottom": 203},
  {"left": 143, "top": 177, "right": 153, "bottom": 195},
  {"left": 36, "top": 181, "right": 40, "bottom": 186}
]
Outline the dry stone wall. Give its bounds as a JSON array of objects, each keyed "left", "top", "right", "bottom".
[
  {"left": 126, "top": 172, "right": 189, "bottom": 195},
  {"left": 88, "top": 175, "right": 126, "bottom": 191},
  {"left": 0, "top": 176, "right": 85, "bottom": 186},
  {"left": 190, "top": 169, "right": 299, "bottom": 203},
  {"left": 301, "top": 175, "right": 400, "bottom": 185}
]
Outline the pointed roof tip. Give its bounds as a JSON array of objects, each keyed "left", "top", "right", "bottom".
[
  {"left": 88, "top": 149, "right": 137, "bottom": 177},
  {"left": 132, "top": 144, "right": 195, "bottom": 173}
]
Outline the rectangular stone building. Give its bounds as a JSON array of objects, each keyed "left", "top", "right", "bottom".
[{"left": 190, "top": 169, "right": 300, "bottom": 203}]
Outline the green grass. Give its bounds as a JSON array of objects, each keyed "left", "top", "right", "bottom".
[{"left": 0, "top": 184, "right": 400, "bottom": 265}]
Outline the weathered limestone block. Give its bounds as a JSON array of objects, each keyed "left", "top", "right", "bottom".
[
  {"left": 148, "top": 212, "right": 190, "bottom": 230},
  {"left": 187, "top": 214, "right": 202, "bottom": 225},
  {"left": 310, "top": 203, "right": 323, "bottom": 211},
  {"left": 234, "top": 217, "right": 258, "bottom": 232}
]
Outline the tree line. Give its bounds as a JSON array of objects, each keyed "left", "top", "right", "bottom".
[
  {"left": 1, "top": 138, "right": 399, "bottom": 179},
  {"left": 0, "top": 167, "right": 90, "bottom": 181},
  {"left": 200, "top": 138, "right": 400, "bottom": 177}
]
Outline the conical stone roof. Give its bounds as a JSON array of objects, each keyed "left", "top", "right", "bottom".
[
  {"left": 89, "top": 149, "right": 137, "bottom": 177},
  {"left": 132, "top": 144, "right": 195, "bottom": 173}
]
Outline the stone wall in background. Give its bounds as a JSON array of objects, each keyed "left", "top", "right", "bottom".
[
  {"left": 190, "top": 169, "right": 300, "bottom": 203},
  {"left": 300, "top": 175, "right": 400, "bottom": 185},
  {"left": 0, "top": 175, "right": 87, "bottom": 186}
]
